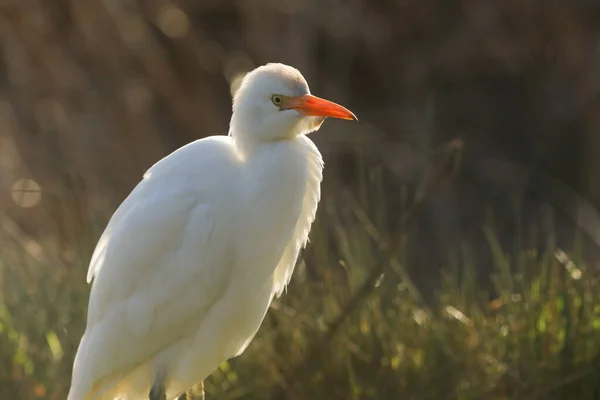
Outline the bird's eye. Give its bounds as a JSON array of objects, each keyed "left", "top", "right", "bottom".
[{"left": 271, "top": 95, "right": 284, "bottom": 106}]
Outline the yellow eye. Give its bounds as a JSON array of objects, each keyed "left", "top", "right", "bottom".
[{"left": 271, "top": 95, "right": 284, "bottom": 106}]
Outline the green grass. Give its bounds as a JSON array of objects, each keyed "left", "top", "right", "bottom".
[{"left": 2, "top": 146, "right": 600, "bottom": 399}]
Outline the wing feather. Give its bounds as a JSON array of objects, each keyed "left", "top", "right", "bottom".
[{"left": 70, "top": 141, "right": 237, "bottom": 400}]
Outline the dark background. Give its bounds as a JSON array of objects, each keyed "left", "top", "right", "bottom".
[{"left": 2, "top": 1, "right": 600, "bottom": 399}]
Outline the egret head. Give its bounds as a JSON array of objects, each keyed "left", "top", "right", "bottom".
[{"left": 229, "top": 63, "right": 356, "bottom": 149}]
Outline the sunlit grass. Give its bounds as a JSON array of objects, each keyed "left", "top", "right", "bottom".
[{"left": 2, "top": 148, "right": 600, "bottom": 399}]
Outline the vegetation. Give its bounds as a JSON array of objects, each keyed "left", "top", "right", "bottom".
[{"left": 3, "top": 142, "right": 600, "bottom": 399}]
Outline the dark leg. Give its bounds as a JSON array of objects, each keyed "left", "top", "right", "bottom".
[{"left": 149, "top": 378, "right": 167, "bottom": 400}]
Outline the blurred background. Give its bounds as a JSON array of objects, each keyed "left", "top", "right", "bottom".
[{"left": 2, "top": 0, "right": 600, "bottom": 399}]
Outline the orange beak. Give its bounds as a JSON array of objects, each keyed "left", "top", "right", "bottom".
[{"left": 284, "top": 94, "right": 357, "bottom": 121}]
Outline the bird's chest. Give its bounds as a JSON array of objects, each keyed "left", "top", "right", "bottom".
[
  {"left": 212, "top": 140, "right": 323, "bottom": 360},
  {"left": 232, "top": 140, "right": 317, "bottom": 281}
]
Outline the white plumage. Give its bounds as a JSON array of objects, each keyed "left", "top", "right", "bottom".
[{"left": 68, "top": 63, "right": 356, "bottom": 400}]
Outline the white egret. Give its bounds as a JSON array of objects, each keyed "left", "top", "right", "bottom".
[{"left": 67, "top": 63, "right": 357, "bottom": 400}]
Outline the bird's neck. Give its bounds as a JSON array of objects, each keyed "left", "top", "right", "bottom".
[
  {"left": 230, "top": 134, "right": 257, "bottom": 158},
  {"left": 231, "top": 134, "right": 298, "bottom": 160},
  {"left": 228, "top": 114, "right": 303, "bottom": 158}
]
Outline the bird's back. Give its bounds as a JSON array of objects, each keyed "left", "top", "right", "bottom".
[{"left": 69, "top": 136, "right": 243, "bottom": 400}]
